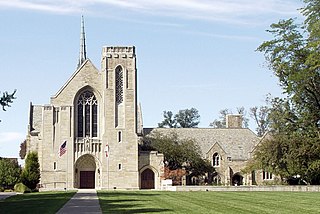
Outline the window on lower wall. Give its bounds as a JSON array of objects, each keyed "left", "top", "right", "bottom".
[
  {"left": 213, "top": 153, "right": 220, "bottom": 167},
  {"left": 53, "top": 162, "right": 57, "bottom": 170},
  {"left": 263, "top": 171, "right": 273, "bottom": 180}
]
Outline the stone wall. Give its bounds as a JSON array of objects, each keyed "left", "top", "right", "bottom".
[
  {"left": 138, "top": 151, "right": 164, "bottom": 189},
  {"left": 175, "top": 185, "right": 320, "bottom": 192}
]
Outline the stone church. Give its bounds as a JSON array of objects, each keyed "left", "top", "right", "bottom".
[{"left": 26, "top": 17, "right": 271, "bottom": 190}]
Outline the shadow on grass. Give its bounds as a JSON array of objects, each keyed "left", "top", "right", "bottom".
[
  {"left": 98, "top": 191, "right": 172, "bottom": 213},
  {"left": 0, "top": 191, "right": 76, "bottom": 214}
]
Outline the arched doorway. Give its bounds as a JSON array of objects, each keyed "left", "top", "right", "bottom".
[
  {"left": 141, "top": 168, "right": 155, "bottom": 189},
  {"left": 232, "top": 173, "right": 243, "bottom": 186},
  {"left": 75, "top": 154, "right": 96, "bottom": 189}
]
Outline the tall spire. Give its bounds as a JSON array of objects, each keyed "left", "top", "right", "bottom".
[{"left": 78, "top": 15, "right": 87, "bottom": 68}]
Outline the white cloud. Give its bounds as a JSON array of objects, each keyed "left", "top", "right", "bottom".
[
  {"left": 0, "top": 0, "right": 303, "bottom": 25},
  {"left": 0, "top": 132, "right": 25, "bottom": 158},
  {"left": 0, "top": 132, "right": 25, "bottom": 144}
]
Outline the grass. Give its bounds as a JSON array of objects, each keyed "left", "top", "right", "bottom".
[
  {"left": 98, "top": 191, "right": 320, "bottom": 213},
  {"left": 0, "top": 191, "right": 76, "bottom": 214}
]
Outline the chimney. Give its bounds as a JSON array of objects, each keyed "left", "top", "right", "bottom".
[{"left": 226, "top": 114, "right": 243, "bottom": 128}]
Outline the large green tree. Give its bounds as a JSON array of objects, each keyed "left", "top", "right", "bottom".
[
  {"left": 158, "top": 108, "right": 200, "bottom": 128},
  {"left": 250, "top": 0, "right": 320, "bottom": 184},
  {"left": 21, "top": 152, "right": 40, "bottom": 190},
  {"left": 0, "top": 158, "right": 21, "bottom": 189},
  {"left": 143, "top": 131, "right": 213, "bottom": 178}
]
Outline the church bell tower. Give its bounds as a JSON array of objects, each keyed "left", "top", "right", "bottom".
[{"left": 101, "top": 46, "right": 139, "bottom": 189}]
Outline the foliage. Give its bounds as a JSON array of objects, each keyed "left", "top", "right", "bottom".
[
  {"left": 0, "top": 191, "right": 76, "bottom": 213},
  {"left": 0, "top": 158, "right": 21, "bottom": 189},
  {"left": 250, "top": 0, "right": 320, "bottom": 184},
  {"left": 249, "top": 105, "right": 270, "bottom": 137},
  {"left": 175, "top": 108, "right": 200, "bottom": 128},
  {"left": 19, "top": 140, "right": 27, "bottom": 160},
  {"left": 14, "top": 183, "right": 31, "bottom": 193},
  {"left": 163, "top": 167, "right": 186, "bottom": 185},
  {"left": 209, "top": 108, "right": 230, "bottom": 128},
  {"left": 158, "top": 111, "right": 176, "bottom": 128},
  {"left": 0, "top": 90, "right": 16, "bottom": 111},
  {"left": 158, "top": 108, "right": 200, "bottom": 128},
  {"left": 98, "top": 191, "right": 320, "bottom": 214},
  {"left": 143, "top": 131, "right": 214, "bottom": 179},
  {"left": 21, "top": 152, "right": 40, "bottom": 190}
]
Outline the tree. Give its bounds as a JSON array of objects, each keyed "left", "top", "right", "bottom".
[
  {"left": 21, "top": 152, "right": 40, "bottom": 190},
  {"left": 249, "top": 0, "right": 320, "bottom": 184},
  {"left": 158, "top": 111, "right": 176, "bottom": 128},
  {"left": 175, "top": 108, "right": 200, "bottom": 128},
  {"left": 158, "top": 108, "right": 200, "bottom": 128},
  {"left": 249, "top": 105, "right": 270, "bottom": 137},
  {"left": 209, "top": 109, "right": 231, "bottom": 128},
  {"left": 236, "top": 107, "right": 249, "bottom": 128},
  {"left": 0, "top": 158, "right": 21, "bottom": 189},
  {"left": 19, "top": 140, "right": 27, "bottom": 160},
  {"left": 0, "top": 90, "right": 16, "bottom": 111},
  {"left": 143, "top": 131, "right": 214, "bottom": 183}
]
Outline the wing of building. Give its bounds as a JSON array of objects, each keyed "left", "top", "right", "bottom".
[
  {"left": 144, "top": 123, "right": 260, "bottom": 186},
  {"left": 26, "top": 17, "right": 269, "bottom": 190}
]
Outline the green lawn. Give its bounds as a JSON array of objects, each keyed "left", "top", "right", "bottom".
[
  {"left": 0, "top": 191, "right": 76, "bottom": 214},
  {"left": 98, "top": 191, "right": 320, "bottom": 213}
]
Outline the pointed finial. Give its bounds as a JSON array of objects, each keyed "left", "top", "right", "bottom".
[{"left": 77, "top": 15, "right": 87, "bottom": 68}]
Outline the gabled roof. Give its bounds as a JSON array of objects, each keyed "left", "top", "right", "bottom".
[
  {"left": 51, "top": 59, "right": 99, "bottom": 99},
  {"left": 143, "top": 128, "right": 259, "bottom": 160}
]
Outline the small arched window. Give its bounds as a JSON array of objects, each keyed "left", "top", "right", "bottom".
[
  {"left": 77, "top": 91, "right": 98, "bottom": 137},
  {"left": 213, "top": 153, "right": 220, "bottom": 167}
]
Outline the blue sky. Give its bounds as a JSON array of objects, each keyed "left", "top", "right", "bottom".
[{"left": 0, "top": 0, "right": 304, "bottom": 159}]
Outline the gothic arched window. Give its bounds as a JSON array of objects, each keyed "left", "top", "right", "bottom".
[
  {"left": 77, "top": 91, "right": 98, "bottom": 137},
  {"left": 213, "top": 153, "right": 220, "bottom": 167},
  {"left": 115, "top": 66, "right": 123, "bottom": 104}
]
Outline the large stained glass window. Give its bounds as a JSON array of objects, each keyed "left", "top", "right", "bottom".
[{"left": 77, "top": 91, "right": 98, "bottom": 137}]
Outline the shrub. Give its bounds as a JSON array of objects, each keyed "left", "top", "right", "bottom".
[
  {"left": 0, "top": 158, "right": 21, "bottom": 189},
  {"left": 14, "top": 183, "right": 31, "bottom": 193},
  {"left": 0, "top": 186, "right": 4, "bottom": 192},
  {"left": 21, "top": 152, "right": 40, "bottom": 190}
]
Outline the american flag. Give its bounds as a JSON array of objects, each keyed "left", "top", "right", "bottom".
[{"left": 59, "top": 141, "right": 67, "bottom": 157}]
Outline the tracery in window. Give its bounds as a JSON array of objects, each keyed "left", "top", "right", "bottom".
[
  {"left": 77, "top": 91, "right": 98, "bottom": 137},
  {"left": 115, "top": 66, "right": 123, "bottom": 104},
  {"left": 213, "top": 153, "right": 220, "bottom": 167}
]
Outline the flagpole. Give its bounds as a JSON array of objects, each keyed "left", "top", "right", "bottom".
[{"left": 66, "top": 140, "right": 68, "bottom": 190}]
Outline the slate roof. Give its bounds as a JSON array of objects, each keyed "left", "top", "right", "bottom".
[{"left": 143, "top": 128, "right": 260, "bottom": 161}]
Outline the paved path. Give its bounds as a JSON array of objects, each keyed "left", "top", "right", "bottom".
[
  {"left": 0, "top": 192, "right": 16, "bottom": 200},
  {"left": 56, "top": 189, "right": 102, "bottom": 214}
]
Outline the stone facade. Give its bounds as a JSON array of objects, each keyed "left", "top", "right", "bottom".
[
  {"left": 144, "top": 124, "right": 271, "bottom": 186},
  {"left": 27, "top": 46, "right": 164, "bottom": 190},
  {"left": 26, "top": 24, "right": 271, "bottom": 188}
]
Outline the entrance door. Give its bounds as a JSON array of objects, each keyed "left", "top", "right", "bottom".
[
  {"left": 80, "top": 171, "right": 95, "bottom": 189},
  {"left": 232, "top": 173, "right": 243, "bottom": 186},
  {"left": 141, "top": 168, "right": 155, "bottom": 189}
]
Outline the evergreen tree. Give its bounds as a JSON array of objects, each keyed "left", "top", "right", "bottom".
[
  {"left": 21, "top": 152, "right": 40, "bottom": 190},
  {"left": 0, "top": 158, "right": 21, "bottom": 189}
]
